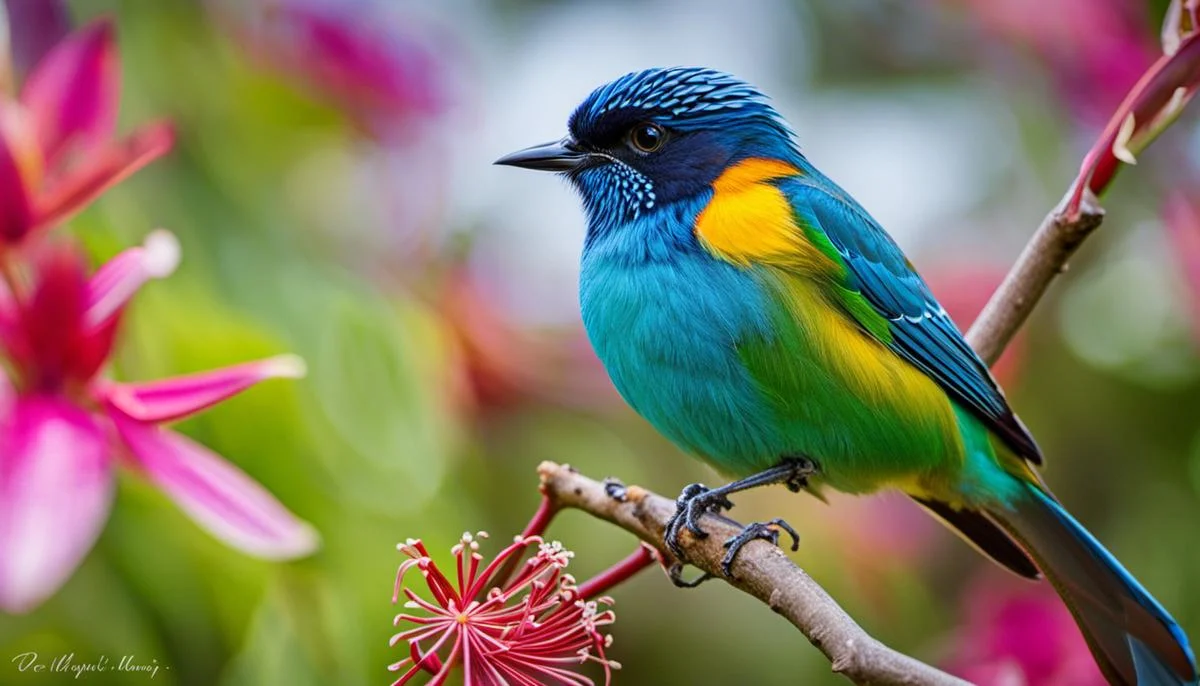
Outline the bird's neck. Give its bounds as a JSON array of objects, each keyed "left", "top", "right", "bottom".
[{"left": 582, "top": 191, "right": 712, "bottom": 262}]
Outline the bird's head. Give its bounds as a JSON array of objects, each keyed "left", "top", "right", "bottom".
[{"left": 496, "top": 67, "right": 801, "bottom": 236}]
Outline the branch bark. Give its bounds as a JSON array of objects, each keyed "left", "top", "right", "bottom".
[
  {"left": 539, "top": 462, "right": 970, "bottom": 686},
  {"left": 537, "top": 189, "right": 1109, "bottom": 684},
  {"left": 967, "top": 188, "right": 1105, "bottom": 363}
]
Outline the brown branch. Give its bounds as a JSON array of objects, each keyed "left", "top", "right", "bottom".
[
  {"left": 967, "top": 187, "right": 1105, "bottom": 363},
  {"left": 539, "top": 462, "right": 970, "bottom": 686}
]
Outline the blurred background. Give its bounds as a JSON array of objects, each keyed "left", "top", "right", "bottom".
[{"left": 2, "top": 0, "right": 1199, "bottom": 684}]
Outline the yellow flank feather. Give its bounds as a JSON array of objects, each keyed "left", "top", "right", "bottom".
[
  {"left": 774, "top": 269, "right": 967, "bottom": 491},
  {"left": 695, "top": 158, "right": 837, "bottom": 273}
]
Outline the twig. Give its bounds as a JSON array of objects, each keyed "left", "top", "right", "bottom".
[
  {"left": 968, "top": 187, "right": 1105, "bottom": 363},
  {"left": 539, "top": 463, "right": 970, "bottom": 686}
]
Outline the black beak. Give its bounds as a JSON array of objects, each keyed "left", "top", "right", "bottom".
[{"left": 494, "top": 137, "right": 590, "bottom": 172}]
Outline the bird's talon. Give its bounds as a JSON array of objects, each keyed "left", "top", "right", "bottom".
[
  {"left": 685, "top": 505, "right": 709, "bottom": 538},
  {"left": 667, "top": 563, "right": 715, "bottom": 589},
  {"left": 665, "top": 482, "right": 732, "bottom": 557},
  {"left": 783, "top": 457, "right": 817, "bottom": 493},
  {"left": 720, "top": 518, "right": 802, "bottom": 577},
  {"left": 676, "top": 483, "right": 708, "bottom": 504}
]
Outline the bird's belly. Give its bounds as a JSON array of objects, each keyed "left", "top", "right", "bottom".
[{"left": 581, "top": 250, "right": 964, "bottom": 494}]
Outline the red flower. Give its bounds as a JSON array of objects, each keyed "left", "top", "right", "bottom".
[
  {"left": 390, "top": 533, "right": 620, "bottom": 686},
  {"left": 0, "top": 19, "right": 173, "bottom": 246}
]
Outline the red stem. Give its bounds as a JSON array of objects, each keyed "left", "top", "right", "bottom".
[
  {"left": 578, "top": 544, "right": 657, "bottom": 600},
  {"left": 1068, "top": 32, "right": 1200, "bottom": 218},
  {"left": 488, "top": 495, "right": 559, "bottom": 593},
  {"left": 419, "top": 652, "right": 443, "bottom": 676},
  {"left": 519, "top": 494, "right": 558, "bottom": 540}
]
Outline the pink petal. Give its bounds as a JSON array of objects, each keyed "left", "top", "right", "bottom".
[
  {"left": 11, "top": 245, "right": 92, "bottom": 388},
  {"left": 110, "top": 412, "right": 318, "bottom": 560},
  {"left": 34, "top": 121, "right": 174, "bottom": 232},
  {"left": 4, "top": 0, "right": 70, "bottom": 85},
  {"left": 0, "top": 272, "right": 15, "bottom": 328},
  {"left": 0, "top": 396, "right": 112, "bottom": 614},
  {"left": 234, "top": 4, "right": 445, "bottom": 142},
  {"left": 100, "top": 355, "right": 306, "bottom": 424},
  {"left": 0, "top": 369, "right": 12, "bottom": 416},
  {"left": 85, "top": 229, "right": 180, "bottom": 329},
  {"left": 19, "top": 20, "right": 118, "bottom": 167},
  {"left": 0, "top": 105, "right": 39, "bottom": 243}
]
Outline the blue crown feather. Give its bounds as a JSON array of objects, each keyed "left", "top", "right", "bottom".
[{"left": 571, "top": 67, "right": 790, "bottom": 135}]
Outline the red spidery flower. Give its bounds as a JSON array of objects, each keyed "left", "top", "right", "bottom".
[{"left": 390, "top": 532, "right": 621, "bottom": 686}]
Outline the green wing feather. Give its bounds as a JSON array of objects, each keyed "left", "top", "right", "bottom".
[{"left": 777, "top": 175, "right": 1043, "bottom": 465}]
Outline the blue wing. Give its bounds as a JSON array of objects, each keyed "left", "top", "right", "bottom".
[{"left": 778, "top": 175, "right": 1042, "bottom": 463}]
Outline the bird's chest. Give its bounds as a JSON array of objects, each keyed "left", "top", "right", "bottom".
[{"left": 579, "top": 247, "right": 784, "bottom": 470}]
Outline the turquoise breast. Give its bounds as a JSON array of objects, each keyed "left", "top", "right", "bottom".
[{"left": 579, "top": 223, "right": 789, "bottom": 476}]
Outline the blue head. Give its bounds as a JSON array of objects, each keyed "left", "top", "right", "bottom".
[{"left": 496, "top": 67, "right": 802, "bottom": 239}]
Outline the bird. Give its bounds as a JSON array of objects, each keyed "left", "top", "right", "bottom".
[{"left": 496, "top": 66, "right": 1197, "bottom": 686}]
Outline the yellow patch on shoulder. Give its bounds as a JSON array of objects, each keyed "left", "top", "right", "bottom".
[{"left": 695, "top": 158, "right": 836, "bottom": 274}]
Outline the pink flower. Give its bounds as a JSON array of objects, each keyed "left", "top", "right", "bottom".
[
  {"left": 0, "top": 232, "right": 318, "bottom": 614},
  {"left": 942, "top": 0, "right": 1155, "bottom": 122},
  {"left": 227, "top": 1, "right": 445, "bottom": 143},
  {"left": 390, "top": 533, "right": 621, "bottom": 686},
  {"left": 0, "top": 19, "right": 173, "bottom": 246},
  {"left": 943, "top": 572, "right": 1105, "bottom": 686}
]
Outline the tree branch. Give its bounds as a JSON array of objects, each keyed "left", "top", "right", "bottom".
[
  {"left": 967, "top": 188, "right": 1105, "bottom": 363},
  {"left": 539, "top": 462, "right": 970, "bottom": 686}
]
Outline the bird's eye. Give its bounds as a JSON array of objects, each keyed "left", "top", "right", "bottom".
[{"left": 628, "top": 123, "right": 665, "bottom": 153}]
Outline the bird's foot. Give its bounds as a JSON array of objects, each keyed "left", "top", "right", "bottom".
[
  {"left": 666, "top": 563, "right": 716, "bottom": 589},
  {"left": 721, "top": 518, "right": 800, "bottom": 577},
  {"left": 780, "top": 456, "right": 816, "bottom": 493},
  {"left": 664, "top": 483, "right": 735, "bottom": 559}
]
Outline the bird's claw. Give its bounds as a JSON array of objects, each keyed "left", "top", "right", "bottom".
[
  {"left": 664, "top": 483, "right": 735, "bottom": 559},
  {"left": 720, "top": 518, "right": 801, "bottom": 577},
  {"left": 666, "top": 562, "right": 716, "bottom": 588},
  {"left": 782, "top": 457, "right": 816, "bottom": 493}
]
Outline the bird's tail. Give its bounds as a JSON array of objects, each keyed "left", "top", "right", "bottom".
[{"left": 986, "top": 481, "right": 1197, "bottom": 686}]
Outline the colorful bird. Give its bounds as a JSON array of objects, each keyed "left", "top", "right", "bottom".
[{"left": 497, "top": 67, "right": 1197, "bottom": 686}]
